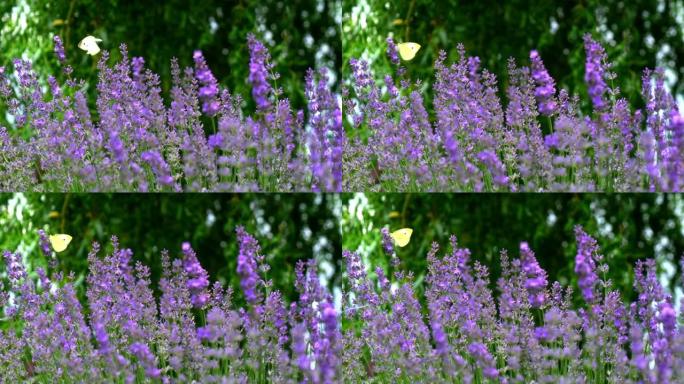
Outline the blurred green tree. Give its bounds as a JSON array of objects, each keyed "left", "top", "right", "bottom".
[
  {"left": 0, "top": 193, "right": 341, "bottom": 305},
  {"left": 343, "top": 0, "right": 683, "bottom": 116},
  {"left": 342, "top": 193, "right": 684, "bottom": 305}
]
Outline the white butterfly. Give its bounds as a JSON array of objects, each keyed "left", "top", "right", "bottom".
[
  {"left": 397, "top": 42, "right": 421, "bottom": 61},
  {"left": 78, "top": 35, "right": 102, "bottom": 55},
  {"left": 49, "top": 234, "right": 72, "bottom": 253},
  {"left": 390, "top": 228, "right": 413, "bottom": 247}
]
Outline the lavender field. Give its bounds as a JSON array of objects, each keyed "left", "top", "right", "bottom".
[
  {"left": 344, "top": 35, "right": 682, "bottom": 192},
  {"left": 0, "top": 227, "right": 340, "bottom": 382},
  {"left": 3, "top": 220, "right": 684, "bottom": 382},
  {"left": 3, "top": 0, "right": 684, "bottom": 382},
  {"left": 341, "top": 226, "right": 684, "bottom": 383},
  {"left": 0, "top": 35, "right": 342, "bottom": 192}
]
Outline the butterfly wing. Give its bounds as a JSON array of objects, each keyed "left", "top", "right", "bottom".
[
  {"left": 49, "top": 234, "right": 73, "bottom": 252},
  {"left": 390, "top": 228, "right": 413, "bottom": 247},
  {"left": 78, "top": 36, "right": 91, "bottom": 50},
  {"left": 87, "top": 44, "right": 101, "bottom": 55},
  {"left": 398, "top": 42, "right": 421, "bottom": 61},
  {"left": 79, "top": 36, "right": 101, "bottom": 55}
]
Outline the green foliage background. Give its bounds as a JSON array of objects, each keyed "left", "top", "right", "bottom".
[
  {"left": 0, "top": 0, "right": 341, "bottom": 119},
  {"left": 342, "top": 193, "right": 684, "bottom": 305},
  {"left": 0, "top": 193, "right": 341, "bottom": 304},
  {"left": 343, "top": 0, "right": 684, "bottom": 116}
]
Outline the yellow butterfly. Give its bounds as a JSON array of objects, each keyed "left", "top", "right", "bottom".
[
  {"left": 390, "top": 228, "right": 413, "bottom": 247},
  {"left": 49, "top": 234, "right": 72, "bottom": 253},
  {"left": 78, "top": 35, "right": 102, "bottom": 55},
  {"left": 397, "top": 42, "right": 421, "bottom": 61}
]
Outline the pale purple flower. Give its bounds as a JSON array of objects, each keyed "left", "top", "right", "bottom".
[
  {"left": 129, "top": 342, "right": 161, "bottom": 379},
  {"left": 37, "top": 229, "right": 52, "bottom": 257},
  {"left": 381, "top": 227, "right": 395, "bottom": 256},
  {"left": 519, "top": 241, "right": 547, "bottom": 307},
  {"left": 181, "top": 242, "right": 209, "bottom": 308},
  {"left": 386, "top": 37, "right": 400, "bottom": 65},
  {"left": 247, "top": 33, "right": 274, "bottom": 111},
  {"left": 53, "top": 35, "right": 66, "bottom": 64},
  {"left": 192, "top": 50, "right": 221, "bottom": 116},
  {"left": 236, "top": 226, "right": 263, "bottom": 305},
  {"left": 529, "top": 50, "right": 557, "bottom": 116},
  {"left": 574, "top": 226, "right": 600, "bottom": 302},
  {"left": 584, "top": 34, "right": 610, "bottom": 111}
]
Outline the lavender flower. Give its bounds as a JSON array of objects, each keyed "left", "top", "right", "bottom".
[
  {"left": 247, "top": 34, "right": 274, "bottom": 111},
  {"left": 193, "top": 50, "right": 221, "bottom": 116},
  {"left": 53, "top": 35, "right": 66, "bottom": 64},
  {"left": 181, "top": 242, "right": 210, "bottom": 308},
  {"left": 291, "top": 323, "right": 310, "bottom": 372},
  {"left": 129, "top": 342, "right": 161, "bottom": 379},
  {"left": 529, "top": 50, "right": 557, "bottom": 116},
  {"left": 386, "top": 37, "right": 400, "bottom": 65},
  {"left": 584, "top": 34, "right": 610, "bottom": 111},
  {"left": 519, "top": 241, "right": 547, "bottom": 307},
  {"left": 574, "top": 226, "right": 600, "bottom": 303},
  {"left": 380, "top": 227, "right": 395, "bottom": 256},
  {"left": 37, "top": 229, "right": 52, "bottom": 257},
  {"left": 3, "top": 250, "right": 27, "bottom": 286},
  {"left": 236, "top": 226, "right": 263, "bottom": 306}
]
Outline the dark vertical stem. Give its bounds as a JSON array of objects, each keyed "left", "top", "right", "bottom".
[{"left": 60, "top": 193, "right": 71, "bottom": 232}]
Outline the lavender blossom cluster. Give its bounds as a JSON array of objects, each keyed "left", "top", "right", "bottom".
[
  {"left": 342, "top": 227, "right": 684, "bottom": 383},
  {"left": 0, "top": 227, "right": 340, "bottom": 382},
  {"left": 0, "top": 35, "right": 342, "bottom": 192},
  {"left": 345, "top": 35, "right": 682, "bottom": 192}
]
